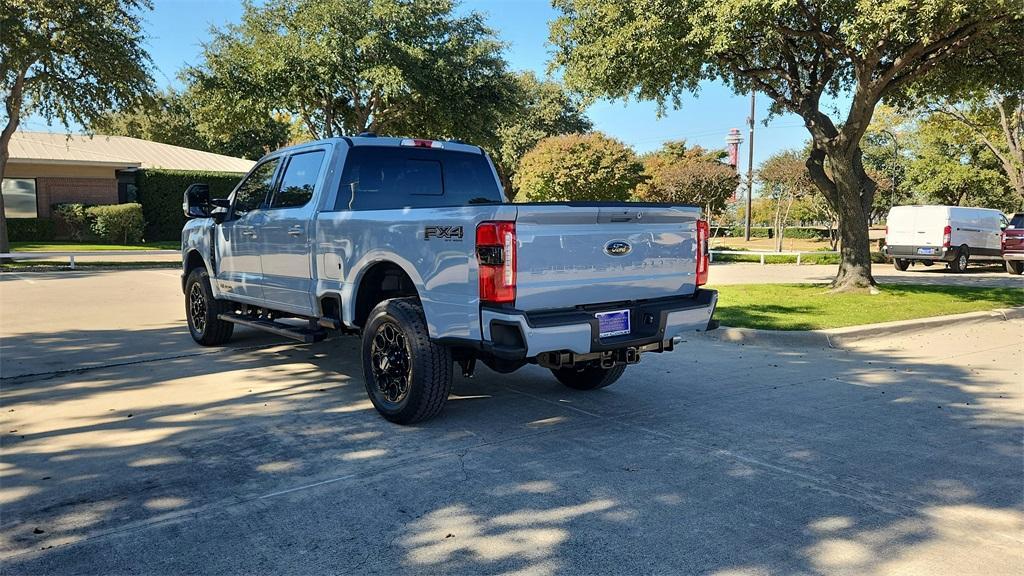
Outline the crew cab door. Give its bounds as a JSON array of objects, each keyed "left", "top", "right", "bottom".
[
  {"left": 258, "top": 148, "right": 328, "bottom": 314},
  {"left": 216, "top": 158, "right": 280, "bottom": 302}
]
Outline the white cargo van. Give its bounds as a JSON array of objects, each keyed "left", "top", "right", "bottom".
[{"left": 884, "top": 205, "right": 1007, "bottom": 273}]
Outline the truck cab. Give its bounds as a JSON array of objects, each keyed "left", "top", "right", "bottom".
[{"left": 181, "top": 136, "right": 717, "bottom": 423}]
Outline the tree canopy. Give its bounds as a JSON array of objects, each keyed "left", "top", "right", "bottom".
[
  {"left": 514, "top": 133, "right": 644, "bottom": 202},
  {"left": 494, "top": 72, "right": 592, "bottom": 197},
  {"left": 551, "top": 0, "right": 1023, "bottom": 290},
  {"left": 633, "top": 140, "right": 738, "bottom": 215},
  {"left": 91, "top": 89, "right": 294, "bottom": 160},
  {"left": 186, "top": 0, "right": 516, "bottom": 145},
  {"left": 905, "top": 112, "right": 1018, "bottom": 212},
  {"left": 1, "top": 0, "right": 153, "bottom": 253}
]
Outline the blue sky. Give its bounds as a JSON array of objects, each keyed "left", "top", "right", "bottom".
[{"left": 23, "top": 0, "right": 812, "bottom": 167}]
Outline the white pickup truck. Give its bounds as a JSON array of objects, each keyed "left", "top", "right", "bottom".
[{"left": 181, "top": 136, "right": 718, "bottom": 423}]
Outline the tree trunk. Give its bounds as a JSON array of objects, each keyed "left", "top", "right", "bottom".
[
  {"left": 828, "top": 155, "right": 876, "bottom": 291},
  {"left": 0, "top": 81, "right": 23, "bottom": 260},
  {"left": 805, "top": 144, "right": 877, "bottom": 291}
]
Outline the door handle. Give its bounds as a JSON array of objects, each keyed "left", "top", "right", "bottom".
[
  {"left": 240, "top": 227, "right": 257, "bottom": 238},
  {"left": 287, "top": 225, "right": 303, "bottom": 237}
]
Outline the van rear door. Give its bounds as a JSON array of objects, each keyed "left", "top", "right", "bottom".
[{"left": 888, "top": 206, "right": 947, "bottom": 248}]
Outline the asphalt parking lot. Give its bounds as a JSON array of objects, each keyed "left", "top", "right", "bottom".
[{"left": 1, "top": 269, "right": 1022, "bottom": 575}]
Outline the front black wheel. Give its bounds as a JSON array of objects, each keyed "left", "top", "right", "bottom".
[
  {"left": 551, "top": 363, "right": 627, "bottom": 390},
  {"left": 893, "top": 258, "right": 910, "bottom": 271},
  {"left": 361, "top": 298, "right": 452, "bottom": 424},
  {"left": 1007, "top": 260, "right": 1024, "bottom": 275},
  {"left": 185, "top": 268, "right": 234, "bottom": 345}
]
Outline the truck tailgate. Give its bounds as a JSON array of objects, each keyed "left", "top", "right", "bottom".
[{"left": 514, "top": 204, "right": 700, "bottom": 311}]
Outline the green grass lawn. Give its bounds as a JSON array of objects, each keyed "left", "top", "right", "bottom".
[
  {"left": 10, "top": 241, "right": 179, "bottom": 252},
  {"left": 714, "top": 283, "right": 1024, "bottom": 330}
]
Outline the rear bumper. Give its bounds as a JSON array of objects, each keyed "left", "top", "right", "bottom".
[
  {"left": 884, "top": 245, "right": 955, "bottom": 262},
  {"left": 1003, "top": 251, "right": 1024, "bottom": 261},
  {"left": 479, "top": 289, "right": 718, "bottom": 360}
]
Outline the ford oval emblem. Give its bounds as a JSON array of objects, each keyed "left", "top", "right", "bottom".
[{"left": 604, "top": 240, "right": 632, "bottom": 256}]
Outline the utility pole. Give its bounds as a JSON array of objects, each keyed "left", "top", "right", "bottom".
[{"left": 744, "top": 92, "right": 755, "bottom": 241}]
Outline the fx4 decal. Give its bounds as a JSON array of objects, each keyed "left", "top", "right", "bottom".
[{"left": 424, "top": 225, "right": 464, "bottom": 241}]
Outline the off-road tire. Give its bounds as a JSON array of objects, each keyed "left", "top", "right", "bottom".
[
  {"left": 551, "top": 363, "right": 627, "bottom": 390},
  {"left": 948, "top": 246, "right": 969, "bottom": 273},
  {"left": 1006, "top": 260, "right": 1024, "bottom": 275},
  {"left": 362, "top": 298, "right": 452, "bottom": 424},
  {"left": 185, "top": 267, "right": 234, "bottom": 346},
  {"left": 893, "top": 258, "right": 910, "bottom": 271}
]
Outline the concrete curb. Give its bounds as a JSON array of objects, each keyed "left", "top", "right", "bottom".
[{"left": 702, "top": 306, "right": 1024, "bottom": 349}]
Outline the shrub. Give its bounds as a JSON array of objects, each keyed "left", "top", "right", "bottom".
[
  {"left": 514, "top": 132, "right": 644, "bottom": 202},
  {"left": 136, "top": 169, "right": 244, "bottom": 241},
  {"left": 86, "top": 203, "right": 145, "bottom": 244},
  {"left": 633, "top": 141, "right": 739, "bottom": 215},
  {"left": 52, "top": 203, "right": 92, "bottom": 241},
  {"left": 6, "top": 218, "right": 56, "bottom": 242}
]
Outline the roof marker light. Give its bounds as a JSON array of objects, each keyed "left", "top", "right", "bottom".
[{"left": 401, "top": 139, "right": 443, "bottom": 149}]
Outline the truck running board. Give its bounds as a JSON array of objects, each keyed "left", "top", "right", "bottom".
[{"left": 217, "top": 313, "right": 327, "bottom": 344}]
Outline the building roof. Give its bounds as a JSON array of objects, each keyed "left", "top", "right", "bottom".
[{"left": 8, "top": 132, "right": 256, "bottom": 173}]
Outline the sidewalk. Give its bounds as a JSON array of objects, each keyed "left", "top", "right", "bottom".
[{"left": 708, "top": 262, "right": 1022, "bottom": 288}]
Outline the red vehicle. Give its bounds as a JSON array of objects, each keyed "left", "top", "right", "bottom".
[{"left": 1003, "top": 212, "right": 1024, "bottom": 275}]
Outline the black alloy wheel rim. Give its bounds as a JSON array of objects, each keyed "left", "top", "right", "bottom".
[
  {"left": 189, "top": 283, "right": 207, "bottom": 332},
  {"left": 371, "top": 321, "right": 411, "bottom": 404}
]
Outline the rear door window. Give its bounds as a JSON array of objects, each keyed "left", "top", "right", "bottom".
[
  {"left": 337, "top": 146, "right": 502, "bottom": 210},
  {"left": 1009, "top": 214, "right": 1024, "bottom": 229},
  {"left": 270, "top": 150, "right": 326, "bottom": 209}
]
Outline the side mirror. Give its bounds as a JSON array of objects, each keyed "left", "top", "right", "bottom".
[{"left": 183, "top": 183, "right": 211, "bottom": 218}]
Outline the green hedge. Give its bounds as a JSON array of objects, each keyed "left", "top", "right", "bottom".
[
  {"left": 711, "top": 227, "right": 834, "bottom": 240},
  {"left": 711, "top": 227, "right": 774, "bottom": 238},
  {"left": 86, "top": 203, "right": 145, "bottom": 244},
  {"left": 785, "top": 227, "right": 834, "bottom": 240},
  {"left": 6, "top": 218, "right": 56, "bottom": 242},
  {"left": 136, "top": 169, "right": 244, "bottom": 241}
]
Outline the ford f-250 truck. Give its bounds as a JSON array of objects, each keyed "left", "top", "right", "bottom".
[{"left": 181, "top": 136, "right": 717, "bottom": 423}]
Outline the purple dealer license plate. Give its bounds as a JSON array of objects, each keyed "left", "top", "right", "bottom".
[{"left": 596, "top": 310, "right": 631, "bottom": 338}]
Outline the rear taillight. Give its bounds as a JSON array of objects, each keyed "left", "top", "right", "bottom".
[
  {"left": 942, "top": 225, "right": 952, "bottom": 248},
  {"left": 476, "top": 221, "right": 516, "bottom": 304},
  {"left": 696, "top": 219, "right": 709, "bottom": 287}
]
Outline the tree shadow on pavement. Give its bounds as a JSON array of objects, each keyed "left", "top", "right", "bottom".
[{"left": 0, "top": 323, "right": 1020, "bottom": 575}]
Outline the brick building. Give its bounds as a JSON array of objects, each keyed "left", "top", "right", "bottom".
[{"left": 2, "top": 132, "right": 255, "bottom": 219}]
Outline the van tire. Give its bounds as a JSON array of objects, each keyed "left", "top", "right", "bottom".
[
  {"left": 948, "top": 246, "right": 969, "bottom": 273},
  {"left": 1007, "top": 260, "right": 1024, "bottom": 275},
  {"left": 362, "top": 298, "right": 452, "bottom": 424},
  {"left": 551, "top": 363, "right": 627, "bottom": 390},
  {"left": 185, "top": 268, "right": 234, "bottom": 346},
  {"left": 893, "top": 258, "right": 910, "bottom": 271}
]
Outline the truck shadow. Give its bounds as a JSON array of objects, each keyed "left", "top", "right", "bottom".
[{"left": 0, "top": 326, "right": 1020, "bottom": 574}]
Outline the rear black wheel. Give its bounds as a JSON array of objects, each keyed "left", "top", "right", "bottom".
[
  {"left": 551, "top": 363, "right": 627, "bottom": 390},
  {"left": 948, "top": 246, "right": 970, "bottom": 273},
  {"left": 185, "top": 268, "right": 234, "bottom": 345},
  {"left": 1006, "top": 260, "right": 1024, "bottom": 275},
  {"left": 893, "top": 258, "right": 910, "bottom": 271},
  {"left": 361, "top": 298, "right": 452, "bottom": 424}
]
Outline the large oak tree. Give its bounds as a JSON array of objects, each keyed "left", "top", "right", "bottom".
[
  {"left": 186, "top": 0, "right": 517, "bottom": 146},
  {"left": 0, "top": 0, "right": 152, "bottom": 254},
  {"left": 550, "top": 0, "right": 1023, "bottom": 290}
]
